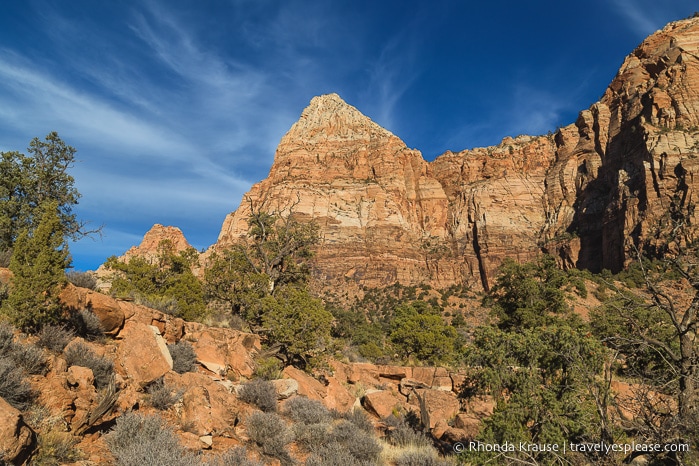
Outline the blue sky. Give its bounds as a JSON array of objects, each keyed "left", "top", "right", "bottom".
[{"left": 0, "top": 0, "right": 696, "bottom": 270}]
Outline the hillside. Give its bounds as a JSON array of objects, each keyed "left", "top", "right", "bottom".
[{"left": 4, "top": 14, "right": 699, "bottom": 466}]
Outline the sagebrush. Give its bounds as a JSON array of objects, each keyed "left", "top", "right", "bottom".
[
  {"left": 106, "top": 412, "right": 198, "bottom": 466},
  {"left": 64, "top": 341, "right": 114, "bottom": 389},
  {"left": 167, "top": 340, "right": 197, "bottom": 374},
  {"left": 246, "top": 411, "right": 294, "bottom": 464},
  {"left": 239, "top": 378, "right": 277, "bottom": 412}
]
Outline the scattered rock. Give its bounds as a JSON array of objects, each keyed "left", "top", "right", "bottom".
[
  {"left": 411, "top": 367, "right": 435, "bottom": 387},
  {"left": 377, "top": 365, "right": 411, "bottom": 380},
  {"left": 347, "top": 363, "right": 379, "bottom": 386},
  {"left": 399, "top": 377, "right": 431, "bottom": 396},
  {"left": 199, "top": 435, "right": 213, "bottom": 448},
  {"left": 116, "top": 321, "right": 172, "bottom": 387},
  {"left": 363, "top": 390, "right": 407, "bottom": 419},
  {"left": 412, "top": 389, "right": 460, "bottom": 429},
  {"left": 324, "top": 377, "right": 356, "bottom": 412},
  {"left": 0, "top": 267, "right": 12, "bottom": 284},
  {"left": 440, "top": 427, "right": 471, "bottom": 444},
  {"left": 453, "top": 413, "right": 481, "bottom": 438},
  {"left": 60, "top": 283, "right": 125, "bottom": 335},
  {"left": 182, "top": 386, "right": 214, "bottom": 436},
  {"left": 433, "top": 376, "right": 453, "bottom": 391},
  {"left": 185, "top": 325, "right": 260, "bottom": 379},
  {"left": 271, "top": 378, "right": 299, "bottom": 400},
  {"left": 0, "top": 397, "right": 34, "bottom": 464},
  {"left": 165, "top": 371, "right": 240, "bottom": 437},
  {"left": 282, "top": 366, "right": 326, "bottom": 401},
  {"left": 67, "top": 365, "right": 95, "bottom": 390}
]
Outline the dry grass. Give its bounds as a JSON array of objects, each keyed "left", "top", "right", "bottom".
[{"left": 380, "top": 440, "right": 455, "bottom": 466}]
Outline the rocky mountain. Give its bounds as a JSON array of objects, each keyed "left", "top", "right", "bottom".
[
  {"left": 122, "top": 224, "right": 194, "bottom": 263},
  {"left": 127, "top": 17, "right": 699, "bottom": 291}
]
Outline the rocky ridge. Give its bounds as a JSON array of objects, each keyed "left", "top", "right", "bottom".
[
  {"left": 208, "top": 17, "right": 699, "bottom": 290},
  {"left": 0, "top": 269, "right": 488, "bottom": 463},
  {"left": 0, "top": 268, "right": 655, "bottom": 463}
]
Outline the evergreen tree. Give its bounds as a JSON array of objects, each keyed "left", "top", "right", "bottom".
[
  {"left": 389, "top": 301, "right": 458, "bottom": 364},
  {"left": 487, "top": 255, "right": 570, "bottom": 330},
  {"left": 1, "top": 201, "right": 69, "bottom": 330},
  {"left": 105, "top": 240, "right": 206, "bottom": 321},
  {"left": 0, "top": 132, "right": 86, "bottom": 252},
  {"left": 459, "top": 257, "right": 615, "bottom": 465},
  {"left": 259, "top": 286, "right": 333, "bottom": 367}
]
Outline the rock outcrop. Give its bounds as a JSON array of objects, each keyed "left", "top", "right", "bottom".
[
  {"left": 115, "top": 322, "right": 173, "bottom": 387},
  {"left": 123, "top": 224, "right": 194, "bottom": 263},
  {"left": 214, "top": 93, "right": 454, "bottom": 288},
  {"left": 208, "top": 17, "right": 699, "bottom": 290},
  {"left": 95, "top": 223, "right": 197, "bottom": 288},
  {"left": 0, "top": 397, "right": 33, "bottom": 465}
]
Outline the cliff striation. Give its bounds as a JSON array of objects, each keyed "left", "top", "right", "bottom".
[{"left": 207, "top": 18, "right": 699, "bottom": 290}]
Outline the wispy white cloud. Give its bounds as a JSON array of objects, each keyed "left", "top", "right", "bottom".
[
  {"left": 504, "top": 85, "right": 569, "bottom": 137},
  {"left": 610, "top": 0, "right": 660, "bottom": 35},
  {"left": 364, "top": 34, "right": 420, "bottom": 132},
  {"left": 609, "top": 0, "right": 698, "bottom": 36},
  {"left": 0, "top": 2, "right": 297, "bottom": 269},
  {"left": 0, "top": 52, "right": 192, "bottom": 157}
]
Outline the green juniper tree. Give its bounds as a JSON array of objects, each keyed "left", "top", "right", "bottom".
[
  {"left": 389, "top": 300, "right": 459, "bottom": 365},
  {"left": 204, "top": 197, "right": 331, "bottom": 368},
  {"left": 459, "top": 256, "right": 615, "bottom": 465},
  {"left": 1, "top": 201, "right": 70, "bottom": 330},
  {"left": 0, "top": 132, "right": 89, "bottom": 253},
  {"left": 105, "top": 240, "right": 206, "bottom": 321}
]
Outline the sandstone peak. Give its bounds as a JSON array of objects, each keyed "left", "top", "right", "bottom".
[
  {"left": 279, "top": 93, "right": 397, "bottom": 149},
  {"left": 123, "top": 224, "right": 193, "bottom": 263},
  {"left": 212, "top": 17, "right": 699, "bottom": 291}
]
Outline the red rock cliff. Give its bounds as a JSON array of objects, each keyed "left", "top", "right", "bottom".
[{"left": 210, "top": 17, "right": 699, "bottom": 290}]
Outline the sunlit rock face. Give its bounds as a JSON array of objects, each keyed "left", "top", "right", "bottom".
[
  {"left": 206, "top": 17, "right": 699, "bottom": 289},
  {"left": 215, "top": 93, "right": 456, "bottom": 288}
]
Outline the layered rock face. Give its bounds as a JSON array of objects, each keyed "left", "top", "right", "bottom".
[
  {"left": 216, "top": 93, "right": 456, "bottom": 287},
  {"left": 211, "top": 95, "right": 564, "bottom": 289},
  {"left": 213, "top": 17, "right": 699, "bottom": 289},
  {"left": 536, "top": 17, "right": 699, "bottom": 274},
  {"left": 122, "top": 224, "right": 194, "bottom": 263}
]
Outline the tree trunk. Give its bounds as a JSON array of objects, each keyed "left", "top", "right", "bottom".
[{"left": 678, "top": 330, "right": 696, "bottom": 419}]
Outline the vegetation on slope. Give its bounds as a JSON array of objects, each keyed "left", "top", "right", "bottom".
[{"left": 2, "top": 134, "right": 698, "bottom": 465}]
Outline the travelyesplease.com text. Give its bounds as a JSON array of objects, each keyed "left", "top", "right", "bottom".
[{"left": 453, "top": 441, "right": 690, "bottom": 455}]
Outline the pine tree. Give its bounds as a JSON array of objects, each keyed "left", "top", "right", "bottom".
[
  {"left": 1, "top": 201, "right": 69, "bottom": 330},
  {"left": 0, "top": 132, "right": 86, "bottom": 252}
]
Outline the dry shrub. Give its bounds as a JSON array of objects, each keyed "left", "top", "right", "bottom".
[
  {"left": 333, "top": 407, "right": 374, "bottom": 433},
  {"left": 0, "top": 356, "right": 33, "bottom": 410},
  {"left": 0, "top": 323, "right": 47, "bottom": 375},
  {"left": 66, "top": 271, "right": 98, "bottom": 290},
  {"left": 204, "top": 447, "right": 264, "bottom": 466},
  {"left": 285, "top": 396, "right": 331, "bottom": 425},
  {"left": 37, "top": 325, "right": 75, "bottom": 353},
  {"left": 246, "top": 411, "right": 294, "bottom": 464},
  {"left": 328, "top": 420, "right": 382, "bottom": 463},
  {"left": 239, "top": 378, "right": 277, "bottom": 413},
  {"left": 32, "top": 430, "right": 82, "bottom": 466},
  {"left": 167, "top": 340, "right": 197, "bottom": 374},
  {"left": 70, "top": 309, "right": 105, "bottom": 341},
  {"left": 106, "top": 412, "right": 198, "bottom": 466},
  {"left": 64, "top": 341, "right": 114, "bottom": 389},
  {"left": 146, "top": 378, "right": 182, "bottom": 411},
  {"left": 393, "top": 449, "right": 453, "bottom": 466}
]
